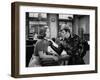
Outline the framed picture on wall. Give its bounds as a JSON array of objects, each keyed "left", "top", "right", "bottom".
[{"left": 11, "top": 2, "right": 98, "bottom": 78}]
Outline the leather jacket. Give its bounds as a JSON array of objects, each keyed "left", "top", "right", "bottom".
[{"left": 50, "top": 34, "right": 89, "bottom": 58}]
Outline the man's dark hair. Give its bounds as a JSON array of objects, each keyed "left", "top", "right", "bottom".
[{"left": 62, "top": 27, "right": 70, "bottom": 33}]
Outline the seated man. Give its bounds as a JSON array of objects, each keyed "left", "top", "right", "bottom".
[{"left": 49, "top": 27, "right": 89, "bottom": 65}]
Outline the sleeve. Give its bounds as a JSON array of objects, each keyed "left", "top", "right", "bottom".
[
  {"left": 50, "top": 43, "right": 63, "bottom": 55},
  {"left": 81, "top": 40, "right": 89, "bottom": 58},
  {"left": 71, "top": 35, "right": 83, "bottom": 55}
]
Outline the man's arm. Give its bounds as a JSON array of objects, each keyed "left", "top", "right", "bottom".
[{"left": 81, "top": 40, "right": 89, "bottom": 58}]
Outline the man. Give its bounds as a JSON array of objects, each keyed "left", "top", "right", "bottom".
[{"left": 49, "top": 27, "right": 89, "bottom": 65}]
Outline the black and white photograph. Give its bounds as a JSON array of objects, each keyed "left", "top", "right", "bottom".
[
  {"left": 11, "top": 2, "right": 97, "bottom": 78},
  {"left": 26, "top": 12, "right": 90, "bottom": 67}
]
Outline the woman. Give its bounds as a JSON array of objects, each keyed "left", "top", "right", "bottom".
[{"left": 29, "top": 26, "right": 59, "bottom": 67}]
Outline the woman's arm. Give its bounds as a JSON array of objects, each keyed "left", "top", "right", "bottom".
[
  {"left": 49, "top": 41, "right": 63, "bottom": 55},
  {"left": 38, "top": 51, "right": 58, "bottom": 61}
]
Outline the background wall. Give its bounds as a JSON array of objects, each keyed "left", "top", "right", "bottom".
[{"left": 0, "top": 0, "right": 100, "bottom": 80}]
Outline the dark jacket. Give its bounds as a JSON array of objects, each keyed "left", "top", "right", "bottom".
[{"left": 50, "top": 34, "right": 89, "bottom": 65}]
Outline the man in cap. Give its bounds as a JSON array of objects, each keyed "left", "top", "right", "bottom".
[{"left": 49, "top": 27, "right": 89, "bottom": 65}]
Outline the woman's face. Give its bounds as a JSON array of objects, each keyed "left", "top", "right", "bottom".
[{"left": 46, "top": 28, "right": 50, "bottom": 38}]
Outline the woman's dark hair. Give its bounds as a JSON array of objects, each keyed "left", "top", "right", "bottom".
[{"left": 37, "top": 27, "right": 47, "bottom": 39}]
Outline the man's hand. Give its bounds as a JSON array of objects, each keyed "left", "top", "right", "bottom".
[
  {"left": 61, "top": 54, "right": 69, "bottom": 60},
  {"left": 53, "top": 56, "right": 59, "bottom": 61}
]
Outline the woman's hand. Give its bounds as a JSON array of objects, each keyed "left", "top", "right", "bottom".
[{"left": 49, "top": 40, "right": 53, "bottom": 46}]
